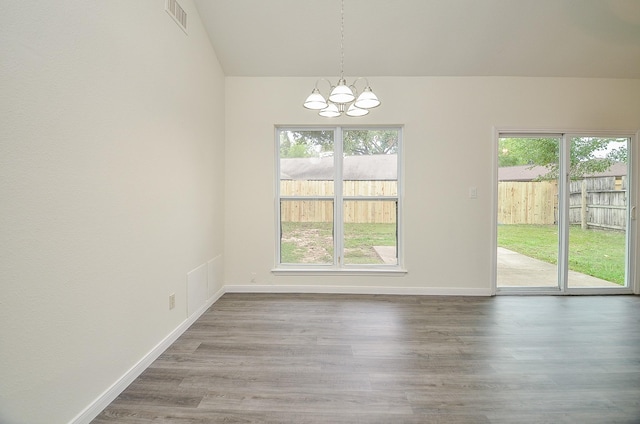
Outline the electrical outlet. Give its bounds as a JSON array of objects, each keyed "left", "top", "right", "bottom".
[{"left": 169, "top": 293, "right": 175, "bottom": 310}]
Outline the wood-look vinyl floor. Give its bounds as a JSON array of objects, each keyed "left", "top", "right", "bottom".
[{"left": 92, "top": 294, "right": 640, "bottom": 423}]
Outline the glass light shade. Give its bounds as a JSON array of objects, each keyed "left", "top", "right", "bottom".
[
  {"left": 346, "top": 104, "right": 369, "bottom": 117},
  {"left": 303, "top": 89, "right": 328, "bottom": 110},
  {"left": 354, "top": 87, "right": 381, "bottom": 109},
  {"left": 319, "top": 103, "right": 341, "bottom": 118},
  {"left": 328, "top": 79, "right": 355, "bottom": 104}
]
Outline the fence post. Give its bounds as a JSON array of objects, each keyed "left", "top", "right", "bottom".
[{"left": 581, "top": 178, "right": 587, "bottom": 230}]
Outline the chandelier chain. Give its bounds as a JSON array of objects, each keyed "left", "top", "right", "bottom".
[{"left": 340, "top": 0, "right": 344, "bottom": 79}]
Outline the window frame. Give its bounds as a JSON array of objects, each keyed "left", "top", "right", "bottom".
[{"left": 274, "top": 126, "right": 405, "bottom": 274}]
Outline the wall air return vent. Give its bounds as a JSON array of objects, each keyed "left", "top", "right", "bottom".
[{"left": 165, "top": 0, "right": 187, "bottom": 34}]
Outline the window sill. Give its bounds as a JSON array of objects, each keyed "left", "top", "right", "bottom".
[{"left": 271, "top": 267, "right": 407, "bottom": 276}]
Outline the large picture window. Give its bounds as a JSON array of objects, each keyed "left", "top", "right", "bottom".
[{"left": 276, "top": 127, "right": 401, "bottom": 270}]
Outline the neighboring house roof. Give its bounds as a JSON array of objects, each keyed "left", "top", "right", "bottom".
[
  {"left": 282, "top": 155, "right": 626, "bottom": 181},
  {"left": 498, "top": 165, "right": 550, "bottom": 182},
  {"left": 280, "top": 154, "right": 397, "bottom": 180},
  {"left": 498, "top": 162, "right": 627, "bottom": 181}
]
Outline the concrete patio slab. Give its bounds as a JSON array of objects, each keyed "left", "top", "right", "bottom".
[
  {"left": 497, "top": 247, "right": 620, "bottom": 288},
  {"left": 373, "top": 246, "right": 397, "bottom": 264},
  {"left": 372, "top": 246, "right": 620, "bottom": 288}
]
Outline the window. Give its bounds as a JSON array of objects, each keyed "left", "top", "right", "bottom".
[{"left": 276, "top": 127, "right": 402, "bottom": 271}]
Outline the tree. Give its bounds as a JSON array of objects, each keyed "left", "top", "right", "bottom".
[
  {"left": 498, "top": 137, "right": 627, "bottom": 179},
  {"left": 343, "top": 130, "right": 398, "bottom": 155},
  {"left": 279, "top": 129, "right": 398, "bottom": 158},
  {"left": 279, "top": 130, "right": 333, "bottom": 158}
]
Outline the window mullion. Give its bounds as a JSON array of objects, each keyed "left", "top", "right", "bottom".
[
  {"left": 558, "top": 134, "right": 570, "bottom": 292},
  {"left": 335, "top": 127, "right": 344, "bottom": 268}
]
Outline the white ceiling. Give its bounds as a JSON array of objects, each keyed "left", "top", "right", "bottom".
[{"left": 193, "top": 0, "right": 640, "bottom": 79}]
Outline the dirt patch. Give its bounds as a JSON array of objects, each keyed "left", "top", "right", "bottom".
[{"left": 282, "top": 227, "right": 333, "bottom": 263}]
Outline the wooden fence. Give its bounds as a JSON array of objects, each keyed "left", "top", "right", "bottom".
[
  {"left": 498, "top": 176, "right": 627, "bottom": 230},
  {"left": 282, "top": 178, "right": 627, "bottom": 229},
  {"left": 569, "top": 176, "right": 627, "bottom": 231},
  {"left": 497, "top": 181, "right": 558, "bottom": 225},
  {"left": 280, "top": 180, "right": 397, "bottom": 223},
  {"left": 280, "top": 180, "right": 397, "bottom": 197}
]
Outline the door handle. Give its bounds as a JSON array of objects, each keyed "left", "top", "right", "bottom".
[{"left": 632, "top": 206, "right": 637, "bottom": 220}]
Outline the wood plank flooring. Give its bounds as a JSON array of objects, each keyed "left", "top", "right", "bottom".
[{"left": 92, "top": 294, "right": 640, "bottom": 423}]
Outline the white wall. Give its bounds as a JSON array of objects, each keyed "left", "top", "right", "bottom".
[
  {"left": 224, "top": 77, "right": 640, "bottom": 293},
  {"left": 0, "top": 1, "right": 225, "bottom": 423}
]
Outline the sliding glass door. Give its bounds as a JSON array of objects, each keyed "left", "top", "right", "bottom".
[
  {"left": 497, "top": 136, "right": 561, "bottom": 289},
  {"left": 496, "top": 133, "right": 634, "bottom": 293},
  {"left": 566, "top": 137, "right": 630, "bottom": 289}
]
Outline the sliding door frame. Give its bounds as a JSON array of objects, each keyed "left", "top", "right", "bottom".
[{"left": 492, "top": 129, "right": 638, "bottom": 295}]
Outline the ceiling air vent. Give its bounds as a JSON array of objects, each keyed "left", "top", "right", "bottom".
[{"left": 165, "top": 0, "right": 187, "bottom": 34}]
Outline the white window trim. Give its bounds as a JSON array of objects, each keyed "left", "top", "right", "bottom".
[{"left": 274, "top": 126, "right": 405, "bottom": 273}]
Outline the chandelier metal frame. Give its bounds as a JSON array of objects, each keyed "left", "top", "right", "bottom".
[{"left": 303, "top": 0, "right": 381, "bottom": 118}]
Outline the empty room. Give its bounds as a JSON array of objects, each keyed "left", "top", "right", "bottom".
[{"left": 1, "top": 1, "right": 639, "bottom": 423}]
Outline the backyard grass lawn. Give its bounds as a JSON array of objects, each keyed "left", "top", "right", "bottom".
[
  {"left": 344, "top": 223, "right": 397, "bottom": 264},
  {"left": 281, "top": 222, "right": 396, "bottom": 264},
  {"left": 498, "top": 224, "right": 625, "bottom": 285}
]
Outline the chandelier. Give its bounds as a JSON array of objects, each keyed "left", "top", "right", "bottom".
[{"left": 303, "top": 0, "right": 381, "bottom": 118}]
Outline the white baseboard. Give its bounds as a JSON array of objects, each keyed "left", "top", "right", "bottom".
[
  {"left": 70, "top": 287, "right": 225, "bottom": 424},
  {"left": 225, "top": 284, "right": 492, "bottom": 296}
]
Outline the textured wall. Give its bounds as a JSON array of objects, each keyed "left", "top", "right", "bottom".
[{"left": 0, "top": 1, "right": 225, "bottom": 422}]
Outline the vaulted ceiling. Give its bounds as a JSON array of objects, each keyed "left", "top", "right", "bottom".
[{"left": 193, "top": 0, "right": 640, "bottom": 79}]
